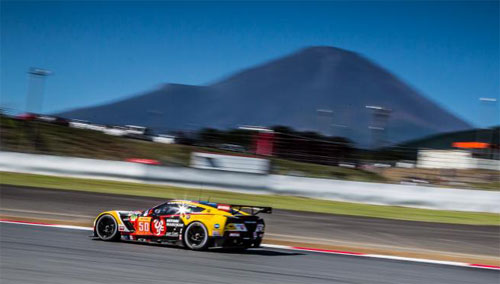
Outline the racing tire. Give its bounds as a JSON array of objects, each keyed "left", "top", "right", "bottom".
[
  {"left": 95, "top": 214, "right": 121, "bottom": 241},
  {"left": 183, "top": 221, "right": 210, "bottom": 251}
]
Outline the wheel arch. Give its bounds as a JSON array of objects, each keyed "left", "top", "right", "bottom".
[
  {"left": 93, "top": 211, "right": 124, "bottom": 234},
  {"left": 182, "top": 220, "right": 211, "bottom": 250},
  {"left": 94, "top": 213, "right": 121, "bottom": 241},
  {"left": 180, "top": 214, "right": 227, "bottom": 237}
]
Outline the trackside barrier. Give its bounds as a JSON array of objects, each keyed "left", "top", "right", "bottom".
[
  {"left": 269, "top": 175, "right": 500, "bottom": 213},
  {"left": 0, "top": 152, "right": 269, "bottom": 191},
  {"left": 0, "top": 151, "right": 499, "bottom": 213}
]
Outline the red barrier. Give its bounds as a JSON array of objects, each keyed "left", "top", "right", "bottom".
[{"left": 126, "top": 158, "right": 160, "bottom": 165}]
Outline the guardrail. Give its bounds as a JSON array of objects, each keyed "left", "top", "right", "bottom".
[{"left": 0, "top": 151, "right": 498, "bottom": 213}]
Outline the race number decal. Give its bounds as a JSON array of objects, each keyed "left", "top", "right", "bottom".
[
  {"left": 136, "top": 217, "right": 151, "bottom": 234},
  {"left": 151, "top": 218, "right": 167, "bottom": 236}
]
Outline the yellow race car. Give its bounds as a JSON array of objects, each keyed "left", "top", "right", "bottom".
[{"left": 92, "top": 200, "right": 272, "bottom": 250}]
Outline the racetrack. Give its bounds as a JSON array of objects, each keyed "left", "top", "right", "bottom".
[
  {"left": 1, "top": 223, "right": 498, "bottom": 284},
  {"left": 1, "top": 184, "right": 499, "bottom": 260}
]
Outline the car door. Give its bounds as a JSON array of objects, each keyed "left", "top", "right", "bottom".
[
  {"left": 132, "top": 204, "right": 175, "bottom": 236},
  {"left": 151, "top": 204, "right": 182, "bottom": 238}
]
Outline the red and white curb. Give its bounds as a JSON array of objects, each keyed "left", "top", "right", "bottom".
[
  {"left": 262, "top": 244, "right": 500, "bottom": 270},
  {"left": 1, "top": 219, "right": 499, "bottom": 271}
]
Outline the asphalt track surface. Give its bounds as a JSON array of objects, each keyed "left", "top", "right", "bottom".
[
  {"left": 1, "top": 223, "right": 499, "bottom": 284},
  {"left": 1, "top": 184, "right": 499, "bottom": 258}
]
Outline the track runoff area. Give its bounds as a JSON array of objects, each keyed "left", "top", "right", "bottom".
[{"left": 1, "top": 219, "right": 498, "bottom": 271}]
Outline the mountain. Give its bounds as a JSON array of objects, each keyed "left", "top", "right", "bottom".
[{"left": 58, "top": 46, "right": 471, "bottom": 147}]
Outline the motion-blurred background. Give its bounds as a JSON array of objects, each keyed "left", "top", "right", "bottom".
[
  {"left": 2, "top": 2, "right": 498, "bottom": 190},
  {"left": 0, "top": 2, "right": 499, "bottom": 282}
]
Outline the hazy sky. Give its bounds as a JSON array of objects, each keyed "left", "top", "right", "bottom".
[{"left": 1, "top": 1, "right": 499, "bottom": 126}]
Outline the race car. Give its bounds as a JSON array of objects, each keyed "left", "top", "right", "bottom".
[{"left": 92, "top": 199, "right": 272, "bottom": 250}]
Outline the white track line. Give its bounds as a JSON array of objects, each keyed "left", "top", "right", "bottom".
[
  {"left": 0, "top": 219, "right": 92, "bottom": 231},
  {"left": 1, "top": 219, "right": 498, "bottom": 271}
]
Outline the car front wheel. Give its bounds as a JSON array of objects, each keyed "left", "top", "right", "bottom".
[{"left": 95, "top": 215, "right": 120, "bottom": 241}]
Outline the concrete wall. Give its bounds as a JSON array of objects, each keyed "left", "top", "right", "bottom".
[{"left": 1, "top": 151, "right": 499, "bottom": 213}]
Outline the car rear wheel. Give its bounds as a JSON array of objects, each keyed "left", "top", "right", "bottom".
[
  {"left": 95, "top": 215, "right": 120, "bottom": 241},
  {"left": 183, "top": 221, "right": 209, "bottom": 250}
]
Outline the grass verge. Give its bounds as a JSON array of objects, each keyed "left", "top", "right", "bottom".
[{"left": 0, "top": 171, "right": 498, "bottom": 225}]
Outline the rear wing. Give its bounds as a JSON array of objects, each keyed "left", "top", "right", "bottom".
[{"left": 217, "top": 204, "right": 272, "bottom": 215}]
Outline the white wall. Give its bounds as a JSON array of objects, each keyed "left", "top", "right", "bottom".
[
  {"left": 417, "top": 149, "right": 500, "bottom": 170},
  {"left": 474, "top": 158, "right": 500, "bottom": 171},
  {"left": 417, "top": 150, "right": 474, "bottom": 169},
  {"left": 1, "top": 151, "right": 499, "bottom": 213}
]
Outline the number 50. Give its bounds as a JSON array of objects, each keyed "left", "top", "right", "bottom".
[{"left": 139, "top": 221, "right": 149, "bottom": 232}]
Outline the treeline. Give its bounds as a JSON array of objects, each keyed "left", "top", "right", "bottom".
[{"left": 178, "top": 126, "right": 356, "bottom": 166}]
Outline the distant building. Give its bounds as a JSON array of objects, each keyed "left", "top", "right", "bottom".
[
  {"left": 153, "top": 134, "right": 176, "bottom": 144},
  {"left": 417, "top": 148, "right": 499, "bottom": 170}
]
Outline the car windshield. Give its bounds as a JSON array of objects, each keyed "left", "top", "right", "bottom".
[{"left": 149, "top": 201, "right": 205, "bottom": 215}]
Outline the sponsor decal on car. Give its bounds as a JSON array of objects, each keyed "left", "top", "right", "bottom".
[
  {"left": 166, "top": 220, "right": 184, "bottom": 228},
  {"left": 151, "top": 218, "right": 167, "bottom": 236},
  {"left": 217, "top": 204, "right": 231, "bottom": 211}
]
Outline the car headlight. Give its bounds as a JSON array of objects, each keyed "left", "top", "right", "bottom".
[{"left": 225, "top": 223, "right": 247, "bottom": 232}]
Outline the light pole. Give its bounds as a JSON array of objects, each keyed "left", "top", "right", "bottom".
[
  {"left": 316, "top": 108, "right": 333, "bottom": 136},
  {"left": 365, "top": 105, "right": 392, "bottom": 150},
  {"left": 479, "top": 97, "right": 498, "bottom": 126},
  {"left": 26, "top": 67, "right": 52, "bottom": 114},
  {"left": 478, "top": 97, "right": 498, "bottom": 158},
  {"left": 25, "top": 68, "right": 51, "bottom": 152},
  {"left": 147, "top": 109, "right": 163, "bottom": 135}
]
